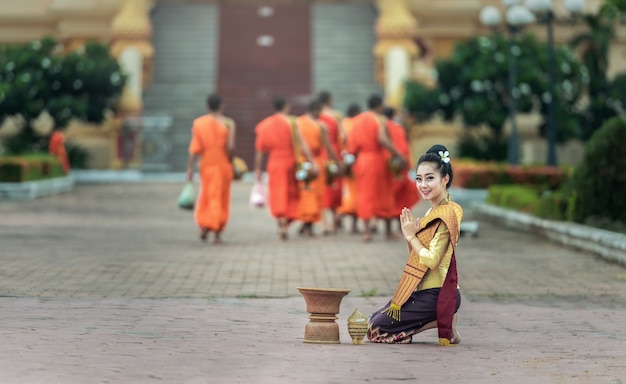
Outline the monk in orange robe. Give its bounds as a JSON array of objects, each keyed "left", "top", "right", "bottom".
[
  {"left": 48, "top": 129, "right": 70, "bottom": 174},
  {"left": 337, "top": 103, "right": 362, "bottom": 233},
  {"left": 318, "top": 91, "right": 343, "bottom": 234},
  {"left": 297, "top": 100, "right": 340, "bottom": 236},
  {"left": 349, "top": 95, "right": 406, "bottom": 242},
  {"left": 254, "top": 97, "right": 316, "bottom": 240},
  {"left": 186, "top": 94, "right": 235, "bottom": 243},
  {"left": 383, "top": 107, "right": 420, "bottom": 223}
]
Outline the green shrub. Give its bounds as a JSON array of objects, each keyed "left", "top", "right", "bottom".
[
  {"left": 66, "top": 142, "right": 90, "bottom": 169},
  {"left": 487, "top": 185, "right": 540, "bottom": 213},
  {"left": 487, "top": 184, "right": 573, "bottom": 221},
  {"left": 0, "top": 153, "right": 64, "bottom": 182},
  {"left": 536, "top": 190, "right": 571, "bottom": 221},
  {"left": 571, "top": 117, "right": 626, "bottom": 223}
]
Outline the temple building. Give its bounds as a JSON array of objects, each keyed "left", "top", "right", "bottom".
[{"left": 0, "top": 0, "right": 624, "bottom": 170}]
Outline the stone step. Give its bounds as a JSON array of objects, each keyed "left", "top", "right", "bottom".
[{"left": 0, "top": 176, "right": 74, "bottom": 200}]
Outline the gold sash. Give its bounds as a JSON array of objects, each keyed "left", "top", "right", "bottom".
[{"left": 288, "top": 116, "right": 300, "bottom": 160}]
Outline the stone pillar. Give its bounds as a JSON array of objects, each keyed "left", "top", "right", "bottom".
[
  {"left": 109, "top": 0, "right": 155, "bottom": 169},
  {"left": 117, "top": 47, "right": 144, "bottom": 114},
  {"left": 110, "top": 0, "right": 154, "bottom": 114},
  {"left": 384, "top": 46, "right": 411, "bottom": 100},
  {"left": 374, "top": 0, "right": 419, "bottom": 107}
]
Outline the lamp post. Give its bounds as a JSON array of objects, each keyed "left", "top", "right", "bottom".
[
  {"left": 526, "top": 0, "right": 586, "bottom": 167},
  {"left": 480, "top": 1, "right": 535, "bottom": 165}
]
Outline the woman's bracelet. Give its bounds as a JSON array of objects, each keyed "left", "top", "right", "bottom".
[{"left": 407, "top": 236, "right": 416, "bottom": 243}]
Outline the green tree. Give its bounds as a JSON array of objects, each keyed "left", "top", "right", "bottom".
[
  {"left": 608, "top": 72, "right": 626, "bottom": 116},
  {"left": 404, "top": 33, "right": 587, "bottom": 161},
  {"left": 0, "top": 37, "right": 126, "bottom": 154},
  {"left": 568, "top": 7, "right": 619, "bottom": 139},
  {"left": 571, "top": 117, "right": 626, "bottom": 223},
  {"left": 606, "top": 0, "right": 626, "bottom": 12}
]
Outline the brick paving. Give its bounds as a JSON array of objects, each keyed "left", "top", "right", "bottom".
[{"left": 1, "top": 181, "right": 625, "bottom": 383}]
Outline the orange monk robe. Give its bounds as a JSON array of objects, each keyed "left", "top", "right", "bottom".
[
  {"left": 48, "top": 131, "right": 70, "bottom": 174},
  {"left": 188, "top": 115, "right": 233, "bottom": 232},
  {"left": 319, "top": 112, "right": 342, "bottom": 209},
  {"left": 349, "top": 112, "right": 395, "bottom": 221},
  {"left": 337, "top": 116, "right": 357, "bottom": 216},
  {"left": 255, "top": 114, "right": 300, "bottom": 221},
  {"left": 296, "top": 115, "right": 326, "bottom": 223},
  {"left": 387, "top": 120, "right": 420, "bottom": 216}
]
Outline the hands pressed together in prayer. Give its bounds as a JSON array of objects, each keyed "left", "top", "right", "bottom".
[{"left": 400, "top": 207, "right": 420, "bottom": 242}]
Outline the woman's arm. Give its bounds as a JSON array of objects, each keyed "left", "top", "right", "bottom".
[
  {"left": 400, "top": 208, "right": 420, "bottom": 254},
  {"left": 400, "top": 207, "right": 451, "bottom": 267},
  {"left": 408, "top": 223, "right": 450, "bottom": 269}
]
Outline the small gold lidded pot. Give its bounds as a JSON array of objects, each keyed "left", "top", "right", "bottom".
[{"left": 347, "top": 308, "right": 368, "bottom": 345}]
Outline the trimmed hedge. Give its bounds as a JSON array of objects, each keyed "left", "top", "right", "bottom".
[
  {"left": 0, "top": 153, "right": 65, "bottom": 182},
  {"left": 487, "top": 185, "right": 573, "bottom": 221},
  {"left": 453, "top": 160, "right": 569, "bottom": 190}
]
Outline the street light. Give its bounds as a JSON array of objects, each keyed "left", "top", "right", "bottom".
[
  {"left": 526, "top": 0, "right": 586, "bottom": 167},
  {"left": 480, "top": 2, "right": 535, "bottom": 165}
]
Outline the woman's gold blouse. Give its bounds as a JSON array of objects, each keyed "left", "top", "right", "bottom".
[
  {"left": 415, "top": 197, "right": 458, "bottom": 291},
  {"left": 416, "top": 223, "right": 452, "bottom": 291}
]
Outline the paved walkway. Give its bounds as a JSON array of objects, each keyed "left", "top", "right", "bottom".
[{"left": 1, "top": 182, "right": 625, "bottom": 383}]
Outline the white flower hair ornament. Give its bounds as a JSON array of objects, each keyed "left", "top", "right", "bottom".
[{"left": 438, "top": 150, "right": 450, "bottom": 164}]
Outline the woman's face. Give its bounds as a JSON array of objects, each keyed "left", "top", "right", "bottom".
[{"left": 415, "top": 162, "right": 449, "bottom": 203}]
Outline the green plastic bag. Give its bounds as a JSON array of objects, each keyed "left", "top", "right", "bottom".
[{"left": 177, "top": 182, "right": 196, "bottom": 210}]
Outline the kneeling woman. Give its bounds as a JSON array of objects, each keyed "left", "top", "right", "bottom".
[{"left": 367, "top": 144, "right": 462, "bottom": 345}]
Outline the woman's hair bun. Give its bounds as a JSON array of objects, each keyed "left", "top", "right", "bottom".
[{"left": 426, "top": 144, "right": 448, "bottom": 155}]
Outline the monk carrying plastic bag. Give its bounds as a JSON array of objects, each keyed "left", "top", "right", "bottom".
[
  {"left": 249, "top": 181, "right": 267, "bottom": 208},
  {"left": 177, "top": 182, "right": 196, "bottom": 210}
]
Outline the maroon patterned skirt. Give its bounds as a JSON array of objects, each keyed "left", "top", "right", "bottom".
[{"left": 367, "top": 288, "right": 461, "bottom": 343}]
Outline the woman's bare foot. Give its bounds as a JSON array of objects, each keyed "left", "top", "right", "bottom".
[
  {"left": 214, "top": 232, "right": 224, "bottom": 244},
  {"left": 450, "top": 329, "right": 462, "bottom": 344},
  {"left": 451, "top": 314, "right": 461, "bottom": 344},
  {"left": 411, "top": 319, "right": 460, "bottom": 344}
]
